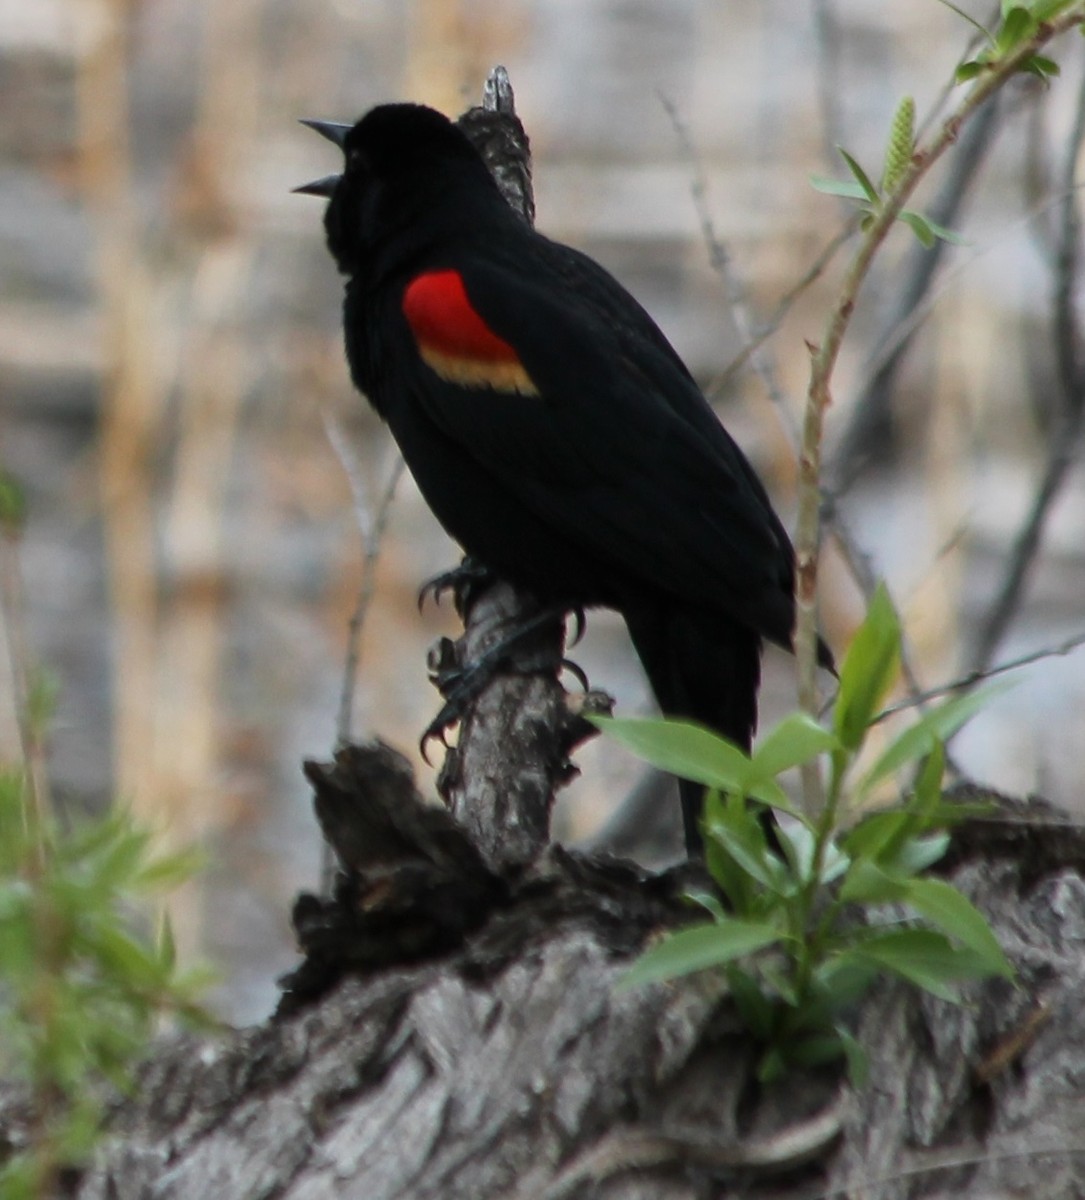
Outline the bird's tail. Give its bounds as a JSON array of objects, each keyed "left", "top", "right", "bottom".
[{"left": 625, "top": 606, "right": 763, "bottom": 855}]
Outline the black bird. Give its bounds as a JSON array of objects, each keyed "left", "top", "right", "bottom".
[{"left": 298, "top": 103, "right": 829, "bottom": 853}]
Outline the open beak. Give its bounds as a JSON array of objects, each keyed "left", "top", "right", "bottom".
[
  {"left": 299, "top": 118, "right": 351, "bottom": 147},
  {"left": 293, "top": 118, "right": 351, "bottom": 196},
  {"left": 292, "top": 174, "right": 341, "bottom": 197}
]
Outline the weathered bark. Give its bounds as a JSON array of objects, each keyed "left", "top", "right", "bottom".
[{"left": 63, "top": 768, "right": 1085, "bottom": 1200}]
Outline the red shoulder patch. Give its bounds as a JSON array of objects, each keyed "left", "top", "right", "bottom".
[{"left": 402, "top": 270, "right": 538, "bottom": 395}]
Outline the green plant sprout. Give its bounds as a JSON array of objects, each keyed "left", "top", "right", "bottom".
[
  {"left": 594, "top": 586, "right": 1013, "bottom": 1084},
  {"left": 0, "top": 470, "right": 211, "bottom": 1199},
  {"left": 792, "top": 2, "right": 1085, "bottom": 783},
  {"left": 949, "top": 0, "right": 1073, "bottom": 82},
  {"left": 811, "top": 98, "right": 965, "bottom": 248}
]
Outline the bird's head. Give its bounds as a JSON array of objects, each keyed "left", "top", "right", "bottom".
[{"left": 295, "top": 103, "right": 502, "bottom": 279}]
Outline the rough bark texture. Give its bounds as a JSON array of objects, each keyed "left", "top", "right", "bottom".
[
  {"left": 432, "top": 582, "right": 610, "bottom": 871},
  {"left": 59, "top": 772, "right": 1085, "bottom": 1200}
]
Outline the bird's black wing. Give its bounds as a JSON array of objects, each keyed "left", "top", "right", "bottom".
[{"left": 390, "top": 253, "right": 796, "bottom": 644}]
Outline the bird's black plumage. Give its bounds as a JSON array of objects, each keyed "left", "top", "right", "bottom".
[{"left": 301, "top": 102, "right": 826, "bottom": 853}]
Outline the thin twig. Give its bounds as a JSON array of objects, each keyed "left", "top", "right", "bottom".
[
  {"left": 794, "top": 6, "right": 1085, "bottom": 814},
  {"left": 658, "top": 93, "right": 801, "bottom": 448},
  {"left": 320, "top": 414, "right": 406, "bottom": 747},
  {"left": 319, "top": 415, "right": 404, "bottom": 892},
  {"left": 821, "top": 498, "right": 929, "bottom": 704},
  {"left": 340, "top": 455, "right": 406, "bottom": 742},
  {"left": 839, "top": 177, "right": 1085, "bottom": 422},
  {"left": 663, "top": 89, "right": 936, "bottom": 720},
  {"left": 811, "top": 0, "right": 847, "bottom": 170},
  {"left": 877, "top": 626, "right": 1085, "bottom": 720},
  {"left": 0, "top": 522, "right": 50, "bottom": 853},
  {"left": 968, "top": 62, "right": 1085, "bottom": 672},
  {"left": 830, "top": 97, "right": 1004, "bottom": 493},
  {"left": 711, "top": 226, "right": 853, "bottom": 398}
]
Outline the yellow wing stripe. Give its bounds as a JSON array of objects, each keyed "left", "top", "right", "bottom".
[{"left": 417, "top": 342, "right": 540, "bottom": 396}]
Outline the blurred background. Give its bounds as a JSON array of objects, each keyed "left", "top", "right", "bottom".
[{"left": 1, "top": 0, "right": 1083, "bottom": 1022}]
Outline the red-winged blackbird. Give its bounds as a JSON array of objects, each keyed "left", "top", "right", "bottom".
[{"left": 298, "top": 103, "right": 829, "bottom": 853}]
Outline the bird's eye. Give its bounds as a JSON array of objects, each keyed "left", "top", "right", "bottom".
[{"left": 346, "top": 148, "right": 366, "bottom": 171}]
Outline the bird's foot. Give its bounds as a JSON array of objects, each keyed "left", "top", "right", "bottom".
[
  {"left": 417, "top": 557, "right": 495, "bottom": 616},
  {"left": 420, "top": 606, "right": 584, "bottom": 761},
  {"left": 559, "top": 656, "right": 589, "bottom": 691}
]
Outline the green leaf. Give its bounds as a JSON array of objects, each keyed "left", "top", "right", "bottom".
[
  {"left": 901, "top": 210, "right": 936, "bottom": 248},
  {"left": 133, "top": 846, "right": 205, "bottom": 891},
  {"left": 890, "top": 832, "right": 951, "bottom": 875},
  {"left": 833, "top": 584, "right": 901, "bottom": 751},
  {"left": 787, "top": 1031, "right": 848, "bottom": 1069},
  {"left": 703, "top": 801, "right": 794, "bottom": 895},
  {"left": 704, "top": 831, "right": 756, "bottom": 914},
  {"left": 757, "top": 1045, "right": 787, "bottom": 1083},
  {"left": 900, "top": 878, "right": 1014, "bottom": 977},
  {"left": 1030, "top": 0, "right": 1076, "bottom": 18},
  {"left": 955, "top": 60, "right": 987, "bottom": 82},
  {"left": 843, "top": 929, "right": 999, "bottom": 1002},
  {"left": 860, "top": 682, "right": 1010, "bottom": 795},
  {"left": 157, "top": 912, "right": 177, "bottom": 971},
  {"left": 751, "top": 713, "right": 839, "bottom": 784},
  {"left": 913, "top": 742, "right": 945, "bottom": 820},
  {"left": 927, "top": 798, "right": 996, "bottom": 826},
  {"left": 26, "top": 670, "right": 60, "bottom": 739},
  {"left": 594, "top": 716, "right": 789, "bottom": 808},
  {"left": 775, "top": 819, "right": 817, "bottom": 882},
  {"left": 899, "top": 209, "right": 968, "bottom": 249},
  {"left": 903, "top": 210, "right": 967, "bottom": 245},
  {"left": 810, "top": 175, "right": 872, "bottom": 201},
  {"left": 619, "top": 919, "right": 782, "bottom": 989},
  {"left": 1022, "top": 54, "right": 1060, "bottom": 79},
  {"left": 840, "top": 859, "right": 909, "bottom": 904},
  {"left": 0, "top": 471, "right": 26, "bottom": 533},
  {"left": 836, "top": 1024, "right": 869, "bottom": 1087},
  {"left": 727, "top": 966, "right": 777, "bottom": 1040},
  {"left": 782, "top": 825, "right": 849, "bottom": 892},
  {"left": 837, "top": 147, "right": 881, "bottom": 204},
  {"left": 997, "top": 7, "right": 1036, "bottom": 52},
  {"left": 842, "top": 809, "right": 911, "bottom": 860},
  {"left": 813, "top": 956, "right": 879, "bottom": 1007}
]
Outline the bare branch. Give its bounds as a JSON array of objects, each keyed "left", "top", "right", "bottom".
[
  {"left": 659, "top": 93, "right": 801, "bottom": 448},
  {"left": 711, "top": 227, "right": 853, "bottom": 399},
  {"left": 878, "top": 626, "right": 1085, "bottom": 721},
  {"left": 968, "top": 64, "right": 1085, "bottom": 672},
  {"left": 829, "top": 97, "right": 1004, "bottom": 493},
  {"left": 811, "top": 0, "right": 847, "bottom": 170},
  {"left": 794, "top": 7, "right": 1085, "bottom": 816}
]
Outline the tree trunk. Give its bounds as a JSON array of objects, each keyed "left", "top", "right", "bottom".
[{"left": 72, "top": 762, "right": 1085, "bottom": 1200}]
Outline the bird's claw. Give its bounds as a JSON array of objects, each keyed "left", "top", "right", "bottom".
[
  {"left": 419, "top": 712, "right": 454, "bottom": 766},
  {"left": 417, "top": 557, "right": 494, "bottom": 614},
  {"left": 421, "top": 603, "right": 580, "bottom": 762},
  {"left": 560, "top": 657, "right": 589, "bottom": 691},
  {"left": 420, "top": 654, "right": 506, "bottom": 763}
]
